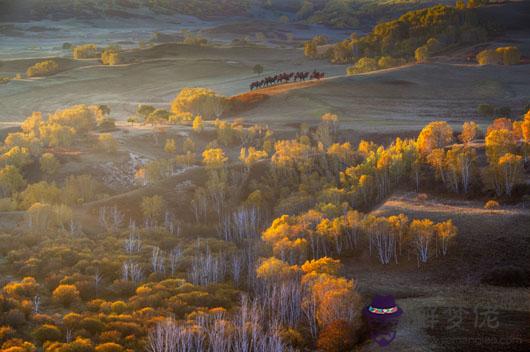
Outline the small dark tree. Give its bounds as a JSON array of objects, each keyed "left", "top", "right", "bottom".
[
  {"left": 253, "top": 64, "right": 264, "bottom": 76},
  {"left": 478, "top": 104, "right": 495, "bottom": 118}
]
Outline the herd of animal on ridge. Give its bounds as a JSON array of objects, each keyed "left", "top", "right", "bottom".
[{"left": 249, "top": 70, "right": 325, "bottom": 90}]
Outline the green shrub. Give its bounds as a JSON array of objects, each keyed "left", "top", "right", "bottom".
[{"left": 478, "top": 104, "right": 495, "bottom": 117}]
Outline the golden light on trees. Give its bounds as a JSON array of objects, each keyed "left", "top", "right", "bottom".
[
  {"left": 192, "top": 115, "right": 204, "bottom": 133},
  {"left": 485, "top": 128, "right": 515, "bottom": 162},
  {"left": 459, "top": 121, "right": 480, "bottom": 144},
  {"left": 202, "top": 148, "right": 228, "bottom": 169},
  {"left": 52, "top": 284, "right": 80, "bottom": 307},
  {"left": 256, "top": 257, "right": 298, "bottom": 280},
  {"left": 417, "top": 121, "right": 453, "bottom": 155},
  {"left": 171, "top": 88, "right": 227, "bottom": 120}
]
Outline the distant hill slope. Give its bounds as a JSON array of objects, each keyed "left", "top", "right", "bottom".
[{"left": 0, "top": 0, "right": 250, "bottom": 21}]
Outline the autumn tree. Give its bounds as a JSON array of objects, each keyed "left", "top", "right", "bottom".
[
  {"left": 305, "top": 273, "right": 361, "bottom": 328},
  {"left": 436, "top": 219, "right": 457, "bottom": 256},
  {"left": 417, "top": 121, "right": 453, "bottom": 155},
  {"left": 445, "top": 146, "right": 477, "bottom": 194},
  {"left": 459, "top": 121, "right": 480, "bottom": 144},
  {"left": 347, "top": 57, "right": 378, "bottom": 74},
  {"left": 27, "top": 202, "right": 55, "bottom": 233},
  {"left": 39, "top": 153, "right": 60, "bottom": 178},
  {"left": 171, "top": 88, "right": 227, "bottom": 120},
  {"left": 141, "top": 195, "right": 165, "bottom": 227},
  {"left": 0, "top": 165, "right": 26, "bottom": 197},
  {"left": 485, "top": 128, "right": 515, "bottom": 162},
  {"left": 192, "top": 115, "right": 204, "bottom": 133},
  {"left": 63, "top": 174, "right": 99, "bottom": 205},
  {"left": 1, "top": 146, "right": 32, "bottom": 169},
  {"left": 415, "top": 45, "right": 429, "bottom": 63},
  {"left": 202, "top": 148, "right": 228, "bottom": 169},
  {"left": 301, "top": 257, "right": 342, "bottom": 276},
  {"left": 52, "top": 284, "right": 80, "bottom": 307},
  {"left": 409, "top": 219, "right": 435, "bottom": 265},
  {"left": 47, "top": 104, "right": 98, "bottom": 134},
  {"left": 256, "top": 257, "right": 299, "bottom": 281},
  {"left": 304, "top": 40, "right": 318, "bottom": 58},
  {"left": 317, "top": 320, "right": 356, "bottom": 352},
  {"left": 20, "top": 181, "right": 61, "bottom": 209},
  {"left": 239, "top": 147, "right": 267, "bottom": 169},
  {"left": 164, "top": 139, "right": 176, "bottom": 154},
  {"left": 492, "top": 153, "right": 524, "bottom": 196}
]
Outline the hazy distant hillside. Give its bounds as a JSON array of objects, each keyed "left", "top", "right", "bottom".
[
  {"left": 0, "top": 0, "right": 451, "bottom": 28},
  {"left": 0, "top": 0, "right": 251, "bottom": 21}
]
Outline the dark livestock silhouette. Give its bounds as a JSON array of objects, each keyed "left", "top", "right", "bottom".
[{"left": 249, "top": 70, "right": 325, "bottom": 90}]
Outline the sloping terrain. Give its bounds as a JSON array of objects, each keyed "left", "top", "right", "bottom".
[
  {"left": 238, "top": 62, "right": 530, "bottom": 132},
  {"left": 346, "top": 192, "right": 530, "bottom": 351}
]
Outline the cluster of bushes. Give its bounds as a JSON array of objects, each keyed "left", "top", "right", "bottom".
[
  {"left": 26, "top": 60, "right": 60, "bottom": 78},
  {"left": 476, "top": 46, "right": 521, "bottom": 65}
]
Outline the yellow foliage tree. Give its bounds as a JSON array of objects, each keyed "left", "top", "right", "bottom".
[
  {"left": 164, "top": 139, "right": 176, "bottom": 153},
  {"left": 435, "top": 219, "right": 457, "bottom": 256},
  {"left": 171, "top": 88, "right": 227, "bottom": 120},
  {"left": 1, "top": 146, "right": 32, "bottom": 169},
  {"left": 0, "top": 165, "right": 26, "bottom": 197},
  {"left": 52, "top": 284, "right": 80, "bottom": 307},
  {"left": 301, "top": 257, "right": 342, "bottom": 275},
  {"left": 202, "top": 148, "right": 228, "bottom": 169},
  {"left": 417, "top": 121, "right": 453, "bottom": 155},
  {"left": 192, "top": 115, "right": 204, "bottom": 133},
  {"left": 459, "top": 121, "right": 480, "bottom": 144},
  {"left": 256, "top": 257, "right": 299, "bottom": 281},
  {"left": 485, "top": 128, "right": 515, "bottom": 162}
]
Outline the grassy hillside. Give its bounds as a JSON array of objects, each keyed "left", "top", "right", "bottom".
[{"left": 235, "top": 62, "right": 530, "bottom": 132}]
